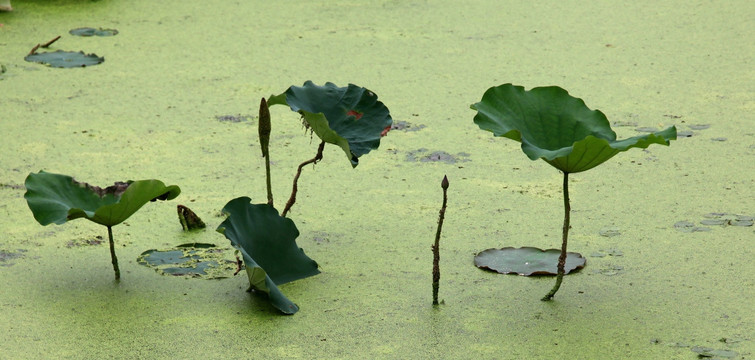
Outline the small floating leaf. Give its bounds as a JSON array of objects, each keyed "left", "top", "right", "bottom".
[
  {"left": 690, "top": 346, "right": 737, "bottom": 358},
  {"left": 69, "top": 27, "right": 119, "bottom": 36},
  {"left": 474, "top": 247, "right": 585, "bottom": 276},
  {"left": 24, "top": 50, "right": 104, "bottom": 68},
  {"left": 137, "top": 243, "right": 235, "bottom": 279}
]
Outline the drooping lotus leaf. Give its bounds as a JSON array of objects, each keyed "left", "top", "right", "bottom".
[
  {"left": 69, "top": 27, "right": 119, "bottom": 37},
  {"left": 24, "top": 50, "right": 104, "bottom": 68},
  {"left": 474, "top": 247, "right": 586, "bottom": 276},
  {"left": 471, "top": 83, "right": 677, "bottom": 173},
  {"left": 216, "top": 197, "right": 320, "bottom": 314},
  {"left": 24, "top": 170, "right": 181, "bottom": 227},
  {"left": 268, "top": 81, "right": 393, "bottom": 167}
]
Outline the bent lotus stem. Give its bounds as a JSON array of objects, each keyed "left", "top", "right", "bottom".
[
  {"left": 282, "top": 141, "right": 325, "bottom": 218},
  {"left": 107, "top": 225, "right": 121, "bottom": 281},
  {"left": 542, "top": 171, "right": 570, "bottom": 301},
  {"left": 433, "top": 175, "right": 449, "bottom": 305}
]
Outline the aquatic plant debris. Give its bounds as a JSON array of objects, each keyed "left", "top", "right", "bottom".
[
  {"left": 405, "top": 148, "right": 470, "bottom": 164},
  {"left": 215, "top": 114, "right": 252, "bottom": 122},
  {"left": 475, "top": 247, "right": 586, "bottom": 276},
  {"left": 24, "top": 50, "right": 104, "bottom": 68},
  {"left": 177, "top": 205, "right": 206, "bottom": 231},
  {"left": 69, "top": 27, "right": 119, "bottom": 37},
  {"left": 390, "top": 120, "right": 426, "bottom": 132},
  {"left": 0, "top": 249, "right": 26, "bottom": 266}
]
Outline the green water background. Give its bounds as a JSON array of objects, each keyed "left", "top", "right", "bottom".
[{"left": 1, "top": 1, "right": 752, "bottom": 358}]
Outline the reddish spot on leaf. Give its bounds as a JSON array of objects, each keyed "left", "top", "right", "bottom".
[
  {"left": 347, "top": 110, "right": 363, "bottom": 120},
  {"left": 381, "top": 125, "right": 391, "bottom": 137}
]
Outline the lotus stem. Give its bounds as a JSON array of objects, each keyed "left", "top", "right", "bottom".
[
  {"left": 432, "top": 175, "right": 449, "bottom": 306},
  {"left": 41, "top": 35, "right": 61, "bottom": 48},
  {"left": 107, "top": 225, "right": 121, "bottom": 281},
  {"left": 542, "top": 171, "right": 570, "bottom": 301},
  {"left": 258, "top": 98, "right": 273, "bottom": 206},
  {"left": 282, "top": 141, "right": 325, "bottom": 218}
]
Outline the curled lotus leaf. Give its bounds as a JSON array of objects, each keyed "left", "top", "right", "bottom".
[
  {"left": 216, "top": 197, "right": 320, "bottom": 314},
  {"left": 471, "top": 83, "right": 676, "bottom": 173},
  {"left": 24, "top": 170, "right": 181, "bottom": 227},
  {"left": 474, "top": 247, "right": 586, "bottom": 276},
  {"left": 24, "top": 50, "right": 104, "bottom": 68},
  {"left": 268, "top": 81, "right": 393, "bottom": 167}
]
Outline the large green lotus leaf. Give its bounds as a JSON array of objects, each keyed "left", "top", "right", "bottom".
[
  {"left": 216, "top": 197, "right": 320, "bottom": 314},
  {"left": 24, "top": 50, "right": 104, "bottom": 68},
  {"left": 268, "top": 81, "right": 393, "bottom": 167},
  {"left": 474, "top": 247, "right": 586, "bottom": 276},
  {"left": 24, "top": 171, "right": 180, "bottom": 227},
  {"left": 471, "top": 83, "right": 677, "bottom": 173}
]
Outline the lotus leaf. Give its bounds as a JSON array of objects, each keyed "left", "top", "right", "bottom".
[
  {"left": 24, "top": 50, "right": 104, "bottom": 68},
  {"left": 23, "top": 170, "right": 180, "bottom": 280},
  {"left": 268, "top": 81, "right": 393, "bottom": 167},
  {"left": 216, "top": 197, "right": 320, "bottom": 314},
  {"left": 475, "top": 247, "right": 585, "bottom": 276},
  {"left": 471, "top": 83, "right": 676, "bottom": 173},
  {"left": 24, "top": 171, "right": 180, "bottom": 227}
]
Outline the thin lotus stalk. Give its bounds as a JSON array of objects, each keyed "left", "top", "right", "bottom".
[
  {"left": 281, "top": 141, "right": 325, "bottom": 218},
  {"left": 542, "top": 171, "right": 570, "bottom": 301},
  {"left": 258, "top": 98, "right": 273, "bottom": 206},
  {"left": 432, "top": 175, "right": 449, "bottom": 305},
  {"left": 107, "top": 225, "right": 121, "bottom": 281}
]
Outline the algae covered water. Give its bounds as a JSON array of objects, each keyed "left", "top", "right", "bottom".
[{"left": 1, "top": 1, "right": 752, "bottom": 358}]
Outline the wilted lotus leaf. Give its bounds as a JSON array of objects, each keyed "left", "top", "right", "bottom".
[
  {"left": 268, "top": 81, "right": 393, "bottom": 167},
  {"left": 471, "top": 83, "right": 676, "bottom": 173},
  {"left": 24, "top": 50, "right": 104, "bottom": 68},
  {"left": 216, "top": 197, "right": 320, "bottom": 314},
  {"left": 474, "top": 247, "right": 586, "bottom": 276},
  {"left": 69, "top": 27, "right": 119, "bottom": 37}
]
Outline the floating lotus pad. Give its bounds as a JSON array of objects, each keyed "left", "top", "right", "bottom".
[
  {"left": 69, "top": 27, "right": 119, "bottom": 36},
  {"left": 24, "top": 50, "right": 104, "bottom": 68},
  {"left": 268, "top": 81, "right": 393, "bottom": 167},
  {"left": 475, "top": 247, "right": 586, "bottom": 276},
  {"left": 471, "top": 83, "right": 676, "bottom": 173},
  {"left": 216, "top": 197, "right": 320, "bottom": 314},
  {"left": 137, "top": 243, "right": 235, "bottom": 279}
]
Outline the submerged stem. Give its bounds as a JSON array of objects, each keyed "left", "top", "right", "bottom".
[
  {"left": 542, "top": 171, "right": 570, "bottom": 301},
  {"left": 282, "top": 141, "right": 325, "bottom": 217},
  {"left": 432, "top": 175, "right": 449, "bottom": 306},
  {"left": 107, "top": 225, "right": 120, "bottom": 281}
]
